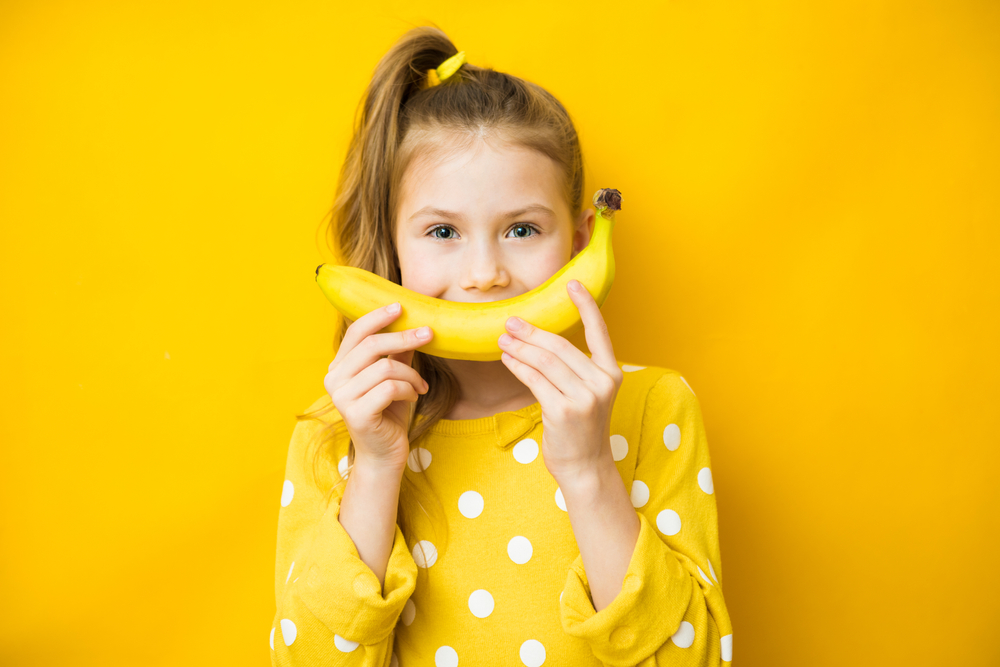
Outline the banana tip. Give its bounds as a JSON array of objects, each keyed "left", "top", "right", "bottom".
[{"left": 315, "top": 263, "right": 324, "bottom": 278}]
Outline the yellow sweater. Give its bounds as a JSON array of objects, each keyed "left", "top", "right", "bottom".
[{"left": 271, "top": 365, "right": 733, "bottom": 666}]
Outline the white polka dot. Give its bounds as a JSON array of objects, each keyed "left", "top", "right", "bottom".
[
  {"left": 435, "top": 645, "right": 459, "bottom": 667},
  {"left": 512, "top": 438, "right": 539, "bottom": 464},
  {"left": 407, "top": 447, "right": 432, "bottom": 472},
  {"left": 697, "top": 565, "right": 714, "bottom": 586},
  {"left": 280, "top": 480, "right": 294, "bottom": 507},
  {"left": 610, "top": 434, "right": 628, "bottom": 461},
  {"left": 391, "top": 653, "right": 399, "bottom": 667},
  {"left": 663, "top": 423, "right": 681, "bottom": 451},
  {"left": 401, "top": 599, "right": 416, "bottom": 626},
  {"left": 707, "top": 559, "right": 718, "bottom": 582},
  {"left": 670, "top": 620, "right": 695, "bottom": 648},
  {"left": 520, "top": 639, "right": 546, "bottom": 666},
  {"left": 413, "top": 540, "right": 438, "bottom": 568},
  {"left": 554, "top": 487, "right": 566, "bottom": 511},
  {"left": 656, "top": 509, "right": 681, "bottom": 536},
  {"left": 458, "top": 491, "right": 484, "bottom": 518},
  {"left": 334, "top": 634, "right": 359, "bottom": 652},
  {"left": 338, "top": 455, "right": 350, "bottom": 479},
  {"left": 680, "top": 376, "right": 696, "bottom": 395},
  {"left": 285, "top": 561, "right": 294, "bottom": 584},
  {"left": 269, "top": 627, "right": 275, "bottom": 650},
  {"left": 721, "top": 634, "right": 733, "bottom": 661},
  {"left": 698, "top": 467, "right": 714, "bottom": 494},
  {"left": 507, "top": 536, "right": 533, "bottom": 564},
  {"left": 630, "top": 480, "right": 649, "bottom": 508},
  {"left": 279, "top": 618, "right": 297, "bottom": 646},
  {"left": 621, "top": 364, "right": 646, "bottom": 372},
  {"left": 468, "top": 589, "right": 495, "bottom": 618}
]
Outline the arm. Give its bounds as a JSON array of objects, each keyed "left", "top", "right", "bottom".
[
  {"left": 559, "top": 456, "right": 641, "bottom": 612},
  {"left": 559, "top": 372, "right": 734, "bottom": 666},
  {"left": 338, "top": 460, "right": 406, "bottom": 591},
  {"left": 496, "top": 283, "right": 733, "bottom": 664},
  {"left": 270, "top": 414, "right": 417, "bottom": 666}
]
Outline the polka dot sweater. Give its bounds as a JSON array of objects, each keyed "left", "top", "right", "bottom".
[{"left": 271, "top": 365, "right": 733, "bottom": 666}]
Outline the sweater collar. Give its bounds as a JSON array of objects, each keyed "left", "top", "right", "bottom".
[{"left": 421, "top": 401, "right": 542, "bottom": 449}]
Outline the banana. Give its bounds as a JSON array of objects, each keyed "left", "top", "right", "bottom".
[{"left": 315, "top": 188, "right": 621, "bottom": 361}]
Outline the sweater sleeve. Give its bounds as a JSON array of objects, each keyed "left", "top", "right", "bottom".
[
  {"left": 560, "top": 372, "right": 734, "bottom": 666},
  {"left": 270, "top": 404, "right": 418, "bottom": 666}
]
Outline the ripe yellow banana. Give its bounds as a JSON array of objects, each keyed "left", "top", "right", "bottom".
[{"left": 315, "top": 188, "right": 622, "bottom": 361}]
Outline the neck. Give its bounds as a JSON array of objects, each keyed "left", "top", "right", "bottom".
[{"left": 441, "top": 358, "right": 536, "bottom": 419}]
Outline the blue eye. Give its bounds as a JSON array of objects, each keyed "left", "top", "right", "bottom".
[
  {"left": 508, "top": 224, "right": 538, "bottom": 238},
  {"left": 430, "top": 225, "right": 456, "bottom": 239},
  {"left": 427, "top": 224, "right": 539, "bottom": 240}
]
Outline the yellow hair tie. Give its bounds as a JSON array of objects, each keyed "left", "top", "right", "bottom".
[{"left": 426, "top": 51, "right": 466, "bottom": 88}]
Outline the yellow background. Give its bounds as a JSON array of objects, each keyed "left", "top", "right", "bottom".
[{"left": 2, "top": 1, "right": 998, "bottom": 665}]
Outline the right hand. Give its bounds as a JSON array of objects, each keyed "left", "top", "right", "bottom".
[{"left": 325, "top": 302, "right": 433, "bottom": 474}]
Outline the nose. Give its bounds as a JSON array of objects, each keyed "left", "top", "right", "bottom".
[{"left": 460, "top": 240, "right": 509, "bottom": 293}]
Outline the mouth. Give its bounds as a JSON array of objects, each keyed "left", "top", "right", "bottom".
[{"left": 440, "top": 293, "right": 523, "bottom": 304}]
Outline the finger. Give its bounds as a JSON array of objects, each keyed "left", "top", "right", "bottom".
[
  {"left": 339, "top": 357, "right": 428, "bottom": 403},
  {"left": 500, "top": 349, "right": 564, "bottom": 408},
  {"left": 387, "top": 321, "right": 419, "bottom": 371},
  {"left": 355, "top": 379, "right": 420, "bottom": 423},
  {"left": 336, "top": 302, "right": 405, "bottom": 363},
  {"left": 503, "top": 314, "right": 607, "bottom": 392},
  {"left": 337, "top": 302, "right": 401, "bottom": 362},
  {"left": 337, "top": 324, "right": 434, "bottom": 381},
  {"left": 498, "top": 330, "right": 590, "bottom": 403},
  {"left": 566, "top": 280, "right": 620, "bottom": 377}
]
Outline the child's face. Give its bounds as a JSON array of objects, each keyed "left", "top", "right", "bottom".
[{"left": 395, "top": 135, "right": 593, "bottom": 303}]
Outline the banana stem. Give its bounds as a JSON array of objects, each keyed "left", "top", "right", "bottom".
[{"left": 593, "top": 188, "right": 622, "bottom": 220}]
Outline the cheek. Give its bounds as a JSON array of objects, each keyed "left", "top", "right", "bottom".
[
  {"left": 398, "top": 244, "right": 448, "bottom": 297},
  {"left": 515, "top": 243, "right": 572, "bottom": 290}
]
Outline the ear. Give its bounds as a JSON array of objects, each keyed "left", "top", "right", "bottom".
[{"left": 570, "top": 207, "right": 596, "bottom": 258}]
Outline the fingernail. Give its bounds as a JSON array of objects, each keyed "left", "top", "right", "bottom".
[
  {"left": 386, "top": 302, "right": 400, "bottom": 314},
  {"left": 506, "top": 317, "right": 522, "bottom": 331},
  {"left": 498, "top": 333, "right": 513, "bottom": 346},
  {"left": 568, "top": 280, "right": 581, "bottom": 292},
  {"left": 415, "top": 326, "right": 431, "bottom": 339}
]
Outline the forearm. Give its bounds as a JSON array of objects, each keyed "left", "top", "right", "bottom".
[
  {"left": 559, "top": 455, "right": 641, "bottom": 612},
  {"left": 337, "top": 460, "right": 405, "bottom": 593}
]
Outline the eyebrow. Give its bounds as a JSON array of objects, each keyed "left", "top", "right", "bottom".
[{"left": 408, "top": 204, "right": 556, "bottom": 222}]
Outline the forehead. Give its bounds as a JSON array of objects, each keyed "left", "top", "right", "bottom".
[{"left": 397, "top": 131, "right": 565, "bottom": 215}]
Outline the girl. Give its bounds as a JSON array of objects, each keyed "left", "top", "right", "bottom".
[{"left": 271, "top": 25, "right": 732, "bottom": 667}]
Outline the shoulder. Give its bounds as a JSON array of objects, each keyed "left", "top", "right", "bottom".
[
  {"left": 283, "top": 394, "right": 351, "bottom": 482},
  {"left": 302, "top": 392, "right": 339, "bottom": 417},
  {"left": 616, "top": 362, "right": 699, "bottom": 411},
  {"left": 289, "top": 394, "right": 344, "bottom": 443},
  {"left": 296, "top": 393, "right": 348, "bottom": 433},
  {"left": 614, "top": 362, "right": 705, "bottom": 445},
  {"left": 615, "top": 364, "right": 712, "bottom": 476},
  {"left": 608, "top": 363, "right": 703, "bottom": 474}
]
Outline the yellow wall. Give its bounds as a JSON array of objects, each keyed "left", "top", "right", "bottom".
[{"left": 2, "top": 1, "right": 997, "bottom": 665}]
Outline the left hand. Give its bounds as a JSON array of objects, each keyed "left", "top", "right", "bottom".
[{"left": 498, "top": 279, "right": 624, "bottom": 485}]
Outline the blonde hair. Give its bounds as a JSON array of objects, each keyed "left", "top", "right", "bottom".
[{"left": 296, "top": 23, "right": 586, "bottom": 561}]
